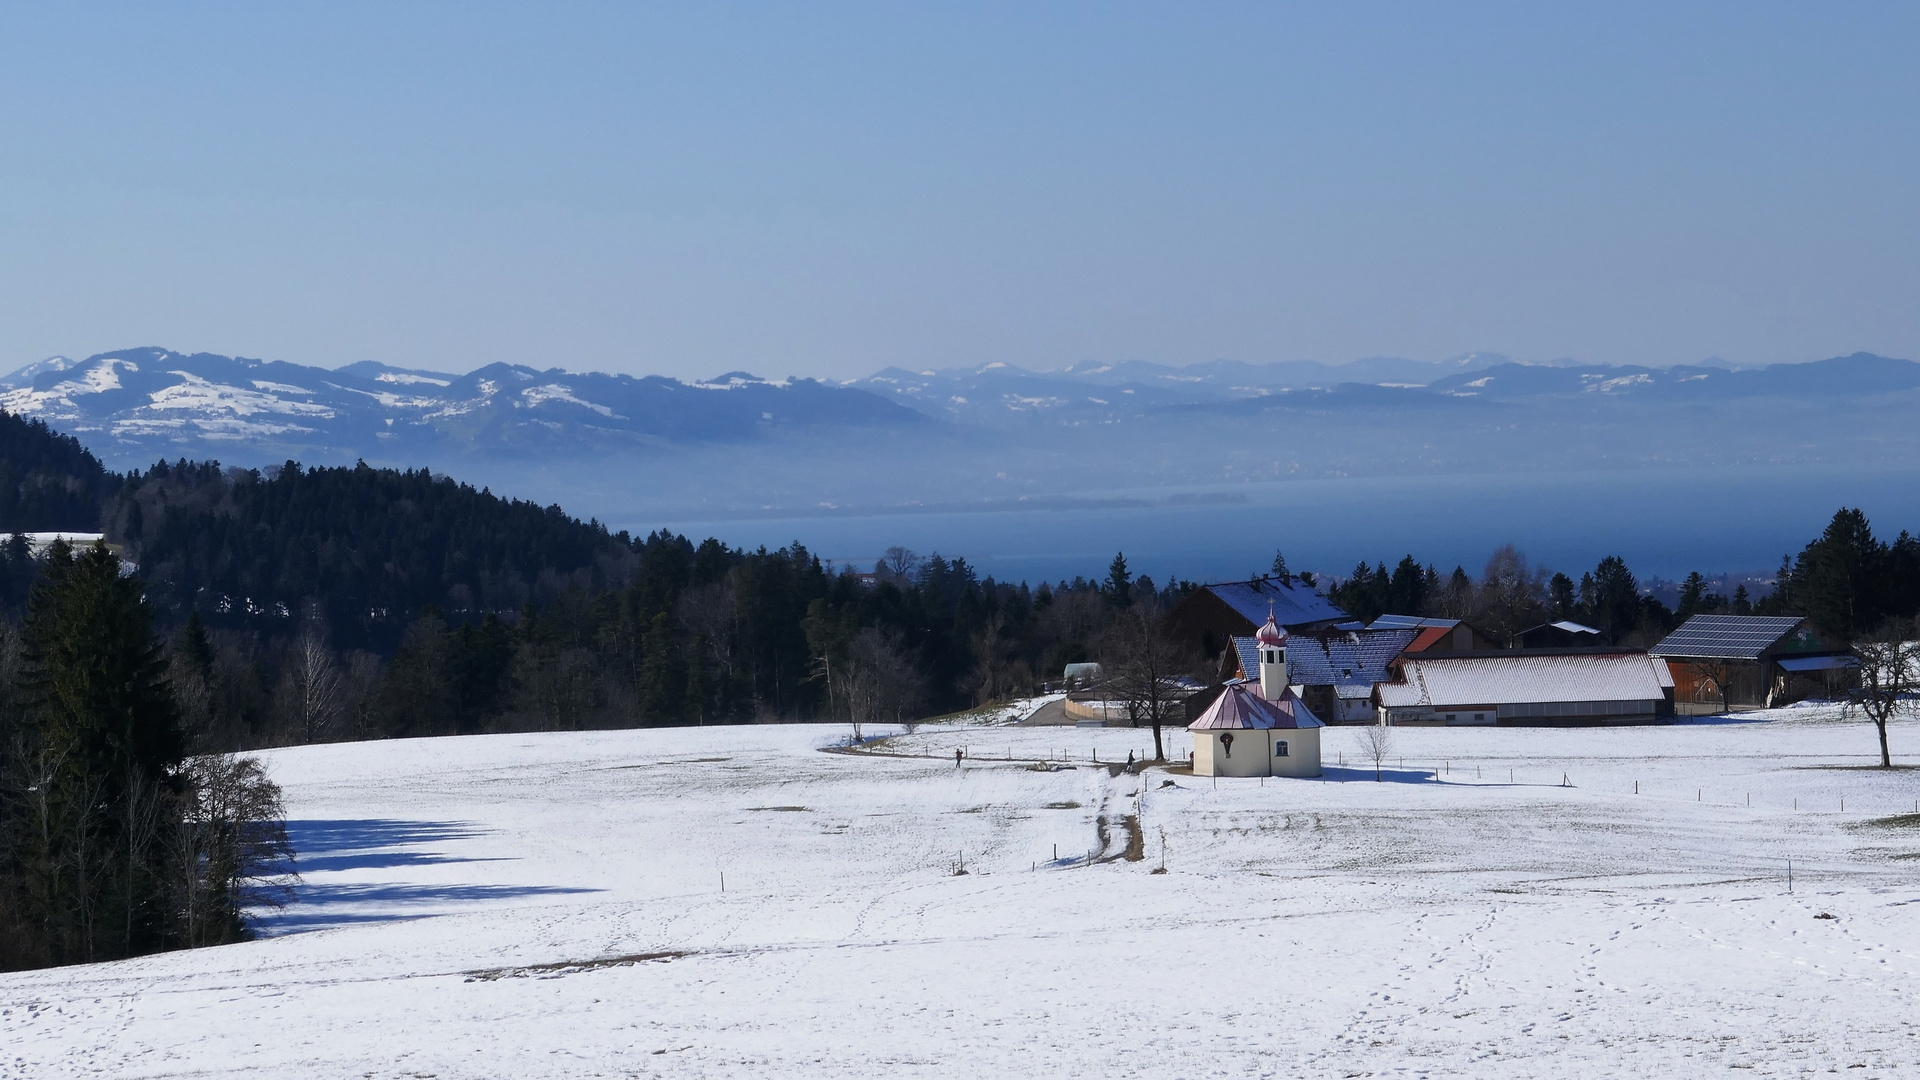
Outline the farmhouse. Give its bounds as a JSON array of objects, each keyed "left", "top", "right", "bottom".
[
  {"left": 1165, "top": 576, "right": 1347, "bottom": 659},
  {"left": 1189, "top": 614, "right": 1323, "bottom": 777},
  {"left": 1650, "top": 614, "right": 1855, "bottom": 713},
  {"left": 1222, "top": 627, "right": 1417, "bottom": 724},
  {"left": 1375, "top": 651, "right": 1676, "bottom": 726}
]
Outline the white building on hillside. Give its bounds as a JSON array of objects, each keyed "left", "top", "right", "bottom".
[{"left": 1189, "top": 614, "right": 1323, "bottom": 777}]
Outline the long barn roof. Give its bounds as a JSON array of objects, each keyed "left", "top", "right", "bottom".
[{"left": 1378, "top": 653, "right": 1672, "bottom": 709}]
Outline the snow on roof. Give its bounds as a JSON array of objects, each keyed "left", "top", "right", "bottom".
[
  {"left": 1378, "top": 653, "right": 1670, "bottom": 709},
  {"left": 1546, "top": 620, "right": 1602, "bottom": 635},
  {"left": 1232, "top": 637, "right": 1261, "bottom": 680},
  {"left": 1650, "top": 615, "right": 1806, "bottom": 660},
  {"left": 1278, "top": 629, "right": 1420, "bottom": 688},
  {"left": 1203, "top": 579, "right": 1346, "bottom": 629},
  {"left": 1188, "top": 684, "right": 1323, "bottom": 730}
]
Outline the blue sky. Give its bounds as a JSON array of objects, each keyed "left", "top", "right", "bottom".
[{"left": 0, "top": 2, "right": 1914, "bottom": 380}]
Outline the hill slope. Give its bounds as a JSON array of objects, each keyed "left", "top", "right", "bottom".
[{"left": 1, "top": 715, "right": 1916, "bottom": 1077}]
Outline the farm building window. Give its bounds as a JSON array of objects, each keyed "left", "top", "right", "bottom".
[
  {"left": 1474, "top": 713, "right": 1486, "bottom": 723},
  {"left": 1274, "top": 741, "right": 1289, "bottom": 757}
]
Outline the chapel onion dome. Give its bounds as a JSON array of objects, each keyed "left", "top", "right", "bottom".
[{"left": 1256, "top": 613, "right": 1287, "bottom": 646}]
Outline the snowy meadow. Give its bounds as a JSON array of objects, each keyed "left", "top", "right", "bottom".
[{"left": 4, "top": 706, "right": 1919, "bottom": 1078}]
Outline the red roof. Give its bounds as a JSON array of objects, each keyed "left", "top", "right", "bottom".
[{"left": 1404, "top": 625, "right": 1453, "bottom": 653}]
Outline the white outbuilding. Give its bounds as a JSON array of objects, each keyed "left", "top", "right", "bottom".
[{"left": 1188, "top": 613, "right": 1323, "bottom": 777}]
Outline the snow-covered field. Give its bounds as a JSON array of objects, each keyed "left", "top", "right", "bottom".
[{"left": 6, "top": 708, "right": 1920, "bottom": 1078}]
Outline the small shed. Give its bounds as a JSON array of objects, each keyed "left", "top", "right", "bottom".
[
  {"left": 1514, "top": 621, "right": 1605, "bottom": 649},
  {"left": 1188, "top": 683, "right": 1323, "bottom": 778},
  {"left": 1061, "top": 663, "right": 1103, "bottom": 691}
]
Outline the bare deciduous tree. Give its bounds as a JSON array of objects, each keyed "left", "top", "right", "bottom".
[
  {"left": 1477, "top": 545, "right": 1548, "bottom": 642},
  {"left": 876, "top": 546, "right": 923, "bottom": 585},
  {"left": 1357, "top": 723, "right": 1395, "bottom": 782},
  {"left": 835, "top": 627, "right": 926, "bottom": 741},
  {"left": 174, "top": 754, "right": 295, "bottom": 946},
  {"left": 1846, "top": 620, "right": 1919, "bottom": 768},
  {"left": 969, "top": 616, "right": 1017, "bottom": 707},
  {"left": 283, "top": 627, "right": 345, "bottom": 744},
  {"left": 1690, "top": 656, "right": 1741, "bottom": 715},
  {"left": 1098, "top": 600, "right": 1194, "bottom": 762}
]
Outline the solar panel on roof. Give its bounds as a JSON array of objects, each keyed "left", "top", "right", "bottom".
[{"left": 1650, "top": 615, "right": 1804, "bottom": 660}]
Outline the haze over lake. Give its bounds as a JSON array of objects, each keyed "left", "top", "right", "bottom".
[{"left": 652, "top": 463, "right": 1920, "bottom": 586}]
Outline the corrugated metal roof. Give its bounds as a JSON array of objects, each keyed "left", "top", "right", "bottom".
[
  {"left": 1204, "top": 579, "right": 1347, "bottom": 629},
  {"left": 1650, "top": 615, "right": 1805, "bottom": 660},
  {"left": 1188, "top": 683, "right": 1323, "bottom": 730},
  {"left": 1377, "top": 653, "right": 1670, "bottom": 709}
]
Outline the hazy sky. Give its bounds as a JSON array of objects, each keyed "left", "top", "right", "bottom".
[{"left": 1, "top": 3, "right": 1915, "bottom": 381}]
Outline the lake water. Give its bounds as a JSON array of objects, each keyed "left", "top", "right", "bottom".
[{"left": 646, "top": 464, "right": 1920, "bottom": 587}]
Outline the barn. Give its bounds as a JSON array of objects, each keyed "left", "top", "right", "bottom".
[{"left": 1650, "top": 615, "right": 1855, "bottom": 713}]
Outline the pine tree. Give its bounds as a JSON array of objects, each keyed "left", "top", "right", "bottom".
[
  {"left": 1677, "top": 572, "right": 1709, "bottom": 619},
  {"left": 1105, "top": 552, "right": 1132, "bottom": 607},
  {"left": 13, "top": 540, "right": 184, "bottom": 964},
  {"left": 1549, "top": 572, "right": 1577, "bottom": 621}
]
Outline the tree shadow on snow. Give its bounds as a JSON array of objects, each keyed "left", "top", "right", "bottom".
[
  {"left": 281, "top": 819, "right": 512, "bottom": 873},
  {"left": 1317, "top": 765, "right": 1439, "bottom": 785},
  {"left": 262, "top": 882, "right": 604, "bottom": 934},
  {"left": 254, "top": 819, "right": 605, "bottom": 935}
]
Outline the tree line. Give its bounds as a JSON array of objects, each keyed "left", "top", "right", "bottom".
[
  {"left": 1325, "top": 508, "right": 1920, "bottom": 646},
  {"left": 1, "top": 540, "right": 289, "bottom": 971},
  {"left": 3, "top": 413, "right": 1918, "bottom": 749},
  {"left": 69, "top": 461, "right": 1184, "bottom": 746}
]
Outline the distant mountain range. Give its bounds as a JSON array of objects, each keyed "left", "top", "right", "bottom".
[
  {"left": 3, "top": 347, "right": 1917, "bottom": 523},
  {"left": 0, "top": 348, "right": 921, "bottom": 465},
  {"left": 854, "top": 351, "right": 1920, "bottom": 424}
]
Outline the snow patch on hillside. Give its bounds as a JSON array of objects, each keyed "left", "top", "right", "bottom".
[
  {"left": 521, "top": 383, "right": 619, "bottom": 418},
  {"left": 146, "top": 372, "right": 336, "bottom": 418}
]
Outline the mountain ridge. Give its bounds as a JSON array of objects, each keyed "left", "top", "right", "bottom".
[{"left": 2, "top": 347, "right": 1915, "bottom": 525}]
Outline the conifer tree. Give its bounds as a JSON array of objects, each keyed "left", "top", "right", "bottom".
[{"left": 12, "top": 540, "right": 184, "bottom": 964}]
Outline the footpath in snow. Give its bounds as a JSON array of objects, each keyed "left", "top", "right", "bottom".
[{"left": 4, "top": 706, "right": 1920, "bottom": 1078}]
